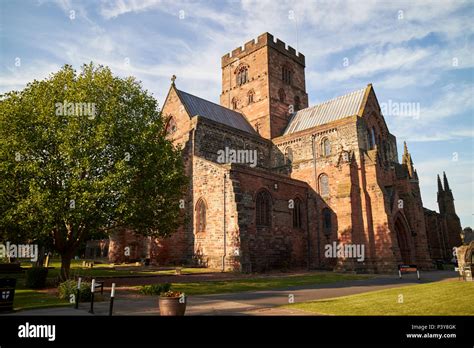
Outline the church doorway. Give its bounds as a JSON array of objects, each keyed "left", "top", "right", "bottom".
[{"left": 395, "top": 216, "right": 412, "bottom": 264}]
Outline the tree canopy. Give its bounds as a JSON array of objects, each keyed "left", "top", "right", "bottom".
[{"left": 0, "top": 64, "right": 187, "bottom": 278}]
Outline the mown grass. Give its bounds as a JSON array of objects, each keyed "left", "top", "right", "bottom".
[
  {"left": 284, "top": 280, "right": 474, "bottom": 315},
  {"left": 168, "top": 273, "right": 370, "bottom": 296},
  {"left": 12, "top": 289, "right": 69, "bottom": 311},
  {"left": 4, "top": 260, "right": 213, "bottom": 310},
  {"left": 18, "top": 259, "right": 215, "bottom": 279}
]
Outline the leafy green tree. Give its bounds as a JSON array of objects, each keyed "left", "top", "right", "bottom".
[{"left": 0, "top": 64, "right": 187, "bottom": 280}]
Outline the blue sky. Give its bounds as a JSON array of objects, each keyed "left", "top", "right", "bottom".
[{"left": 1, "top": 0, "right": 473, "bottom": 227}]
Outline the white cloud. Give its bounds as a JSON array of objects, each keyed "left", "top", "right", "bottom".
[{"left": 99, "top": 0, "right": 162, "bottom": 19}]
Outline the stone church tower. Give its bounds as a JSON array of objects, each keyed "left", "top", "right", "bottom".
[
  {"left": 107, "top": 32, "right": 462, "bottom": 273},
  {"left": 220, "top": 33, "right": 308, "bottom": 138}
]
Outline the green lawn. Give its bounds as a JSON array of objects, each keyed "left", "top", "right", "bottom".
[
  {"left": 18, "top": 259, "right": 214, "bottom": 279},
  {"left": 6, "top": 261, "right": 212, "bottom": 311},
  {"left": 284, "top": 280, "right": 474, "bottom": 315},
  {"left": 13, "top": 289, "right": 69, "bottom": 311},
  {"left": 168, "top": 273, "right": 370, "bottom": 295}
]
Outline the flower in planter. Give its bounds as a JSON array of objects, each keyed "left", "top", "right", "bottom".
[{"left": 160, "top": 290, "right": 183, "bottom": 298}]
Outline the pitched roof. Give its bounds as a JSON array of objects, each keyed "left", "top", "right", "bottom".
[
  {"left": 176, "top": 89, "right": 257, "bottom": 135},
  {"left": 283, "top": 86, "right": 368, "bottom": 135}
]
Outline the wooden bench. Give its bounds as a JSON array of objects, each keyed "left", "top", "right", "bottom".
[{"left": 398, "top": 264, "right": 420, "bottom": 279}]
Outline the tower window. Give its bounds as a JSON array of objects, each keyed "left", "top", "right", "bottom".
[
  {"left": 236, "top": 65, "right": 248, "bottom": 86},
  {"left": 321, "top": 138, "right": 331, "bottom": 157},
  {"left": 195, "top": 198, "right": 206, "bottom": 233},
  {"left": 256, "top": 190, "right": 271, "bottom": 227},
  {"left": 319, "top": 174, "right": 329, "bottom": 197},
  {"left": 282, "top": 66, "right": 292, "bottom": 85},
  {"left": 294, "top": 96, "right": 301, "bottom": 111},
  {"left": 293, "top": 198, "right": 303, "bottom": 229},
  {"left": 232, "top": 97, "right": 238, "bottom": 110},
  {"left": 278, "top": 88, "right": 286, "bottom": 103},
  {"left": 248, "top": 90, "right": 255, "bottom": 104}
]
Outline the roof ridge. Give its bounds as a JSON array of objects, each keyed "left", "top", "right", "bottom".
[
  {"left": 176, "top": 88, "right": 242, "bottom": 115},
  {"left": 283, "top": 86, "right": 368, "bottom": 135},
  {"left": 303, "top": 86, "right": 366, "bottom": 111}
]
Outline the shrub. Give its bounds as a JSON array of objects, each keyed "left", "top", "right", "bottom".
[
  {"left": 139, "top": 283, "right": 171, "bottom": 296},
  {"left": 58, "top": 279, "right": 92, "bottom": 302},
  {"left": 25, "top": 266, "right": 48, "bottom": 289}
]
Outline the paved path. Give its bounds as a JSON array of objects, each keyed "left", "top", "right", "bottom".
[{"left": 7, "top": 271, "right": 457, "bottom": 316}]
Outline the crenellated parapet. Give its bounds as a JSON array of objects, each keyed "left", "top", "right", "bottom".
[{"left": 221, "top": 32, "right": 305, "bottom": 68}]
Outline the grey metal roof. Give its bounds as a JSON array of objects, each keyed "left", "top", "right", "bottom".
[
  {"left": 283, "top": 87, "right": 367, "bottom": 135},
  {"left": 176, "top": 89, "right": 257, "bottom": 135}
]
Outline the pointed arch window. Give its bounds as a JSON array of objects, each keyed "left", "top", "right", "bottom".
[
  {"left": 278, "top": 88, "right": 286, "bottom": 103},
  {"left": 232, "top": 97, "right": 238, "bottom": 110},
  {"left": 236, "top": 65, "right": 248, "bottom": 86},
  {"left": 371, "top": 128, "right": 376, "bottom": 148},
  {"left": 224, "top": 137, "right": 231, "bottom": 150},
  {"left": 367, "top": 128, "right": 373, "bottom": 149},
  {"left": 321, "top": 138, "right": 331, "bottom": 157},
  {"left": 247, "top": 90, "right": 255, "bottom": 104},
  {"left": 195, "top": 199, "right": 206, "bottom": 233},
  {"left": 284, "top": 147, "right": 293, "bottom": 165},
  {"left": 165, "top": 116, "right": 177, "bottom": 134},
  {"left": 319, "top": 174, "right": 329, "bottom": 197},
  {"left": 293, "top": 198, "right": 303, "bottom": 229},
  {"left": 256, "top": 190, "right": 271, "bottom": 227}
]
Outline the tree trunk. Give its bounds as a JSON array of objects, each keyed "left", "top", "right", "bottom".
[{"left": 60, "top": 253, "right": 73, "bottom": 281}]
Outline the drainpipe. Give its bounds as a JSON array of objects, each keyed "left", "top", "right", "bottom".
[
  {"left": 222, "top": 173, "right": 227, "bottom": 272},
  {"left": 311, "top": 134, "right": 321, "bottom": 266}
]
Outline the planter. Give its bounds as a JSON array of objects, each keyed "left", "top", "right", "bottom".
[{"left": 159, "top": 295, "right": 186, "bottom": 316}]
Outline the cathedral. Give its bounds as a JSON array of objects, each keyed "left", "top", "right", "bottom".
[{"left": 108, "top": 32, "right": 462, "bottom": 273}]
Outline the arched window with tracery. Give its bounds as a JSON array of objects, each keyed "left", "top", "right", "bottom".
[
  {"left": 195, "top": 198, "right": 206, "bottom": 233},
  {"left": 256, "top": 190, "right": 271, "bottom": 227},
  {"left": 236, "top": 65, "right": 248, "bottom": 86},
  {"left": 232, "top": 97, "right": 238, "bottom": 110},
  {"left": 278, "top": 88, "right": 286, "bottom": 103},
  {"left": 319, "top": 174, "right": 329, "bottom": 197},
  {"left": 321, "top": 138, "right": 331, "bottom": 157},
  {"left": 284, "top": 147, "right": 293, "bottom": 165},
  {"left": 165, "top": 116, "right": 177, "bottom": 134},
  {"left": 282, "top": 65, "right": 292, "bottom": 85},
  {"left": 293, "top": 198, "right": 303, "bottom": 229},
  {"left": 247, "top": 90, "right": 255, "bottom": 104}
]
